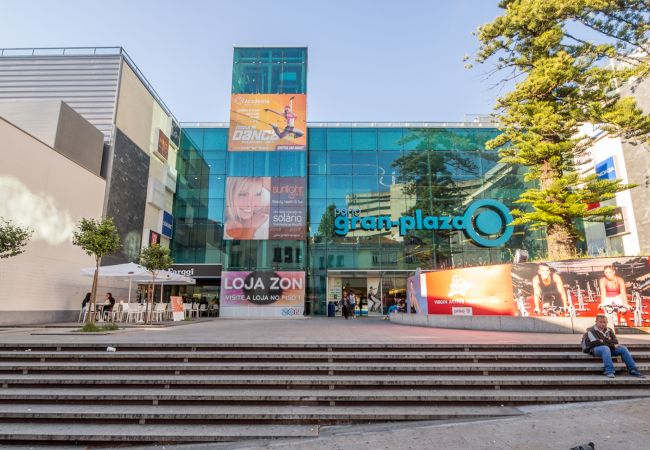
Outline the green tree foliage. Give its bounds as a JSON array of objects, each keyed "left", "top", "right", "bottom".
[
  {"left": 72, "top": 217, "right": 121, "bottom": 323},
  {"left": 139, "top": 244, "right": 173, "bottom": 324},
  {"left": 315, "top": 204, "right": 338, "bottom": 242},
  {"left": 0, "top": 218, "right": 32, "bottom": 259},
  {"left": 474, "top": 0, "right": 650, "bottom": 259}
]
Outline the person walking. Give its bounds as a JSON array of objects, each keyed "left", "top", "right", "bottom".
[
  {"left": 341, "top": 292, "right": 350, "bottom": 320},
  {"left": 349, "top": 291, "right": 357, "bottom": 319}
]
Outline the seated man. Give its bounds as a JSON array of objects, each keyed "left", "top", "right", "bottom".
[{"left": 582, "top": 314, "right": 645, "bottom": 378}]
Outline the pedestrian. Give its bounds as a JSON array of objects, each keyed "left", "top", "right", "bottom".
[
  {"left": 349, "top": 291, "right": 357, "bottom": 319},
  {"left": 581, "top": 314, "right": 646, "bottom": 378}
]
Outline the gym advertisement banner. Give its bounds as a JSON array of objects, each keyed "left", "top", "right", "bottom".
[
  {"left": 411, "top": 257, "right": 649, "bottom": 326},
  {"left": 220, "top": 271, "right": 305, "bottom": 317},
  {"left": 224, "top": 177, "right": 305, "bottom": 240},
  {"left": 228, "top": 94, "right": 307, "bottom": 151},
  {"left": 511, "top": 257, "right": 650, "bottom": 326}
]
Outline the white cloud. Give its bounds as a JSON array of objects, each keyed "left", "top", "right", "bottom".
[{"left": 0, "top": 176, "right": 76, "bottom": 245}]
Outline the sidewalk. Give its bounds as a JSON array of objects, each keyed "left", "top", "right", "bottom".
[
  {"left": 1, "top": 317, "right": 649, "bottom": 345},
  {"left": 139, "top": 398, "right": 650, "bottom": 450}
]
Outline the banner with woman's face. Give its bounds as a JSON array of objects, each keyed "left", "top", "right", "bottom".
[{"left": 224, "top": 177, "right": 305, "bottom": 240}]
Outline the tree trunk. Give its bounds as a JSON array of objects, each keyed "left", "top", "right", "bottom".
[
  {"left": 546, "top": 224, "right": 577, "bottom": 260},
  {"left": 146, "top": 276, "right": 156, "bottom": 325},
  {"left": 539, "top": 161, "right": 576, "bottom": 260},
  {"left": 87, "top": 257, "right": 99, "bottom": 324}
]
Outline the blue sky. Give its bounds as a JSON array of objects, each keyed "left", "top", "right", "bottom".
[{"left": 1, "top": 0, "right": 505, "bottom": 123}]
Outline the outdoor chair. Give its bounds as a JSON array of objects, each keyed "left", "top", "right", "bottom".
[
  {"left": 198, "top": 304, "right": 208, "bottom": 317},
  {"left": 126, "top": 304, "right": 144, "bottom": 323},
  {"left": 107, "top": 302, "right": 123, "bottom": 322},
  {"left": 151, "top": 303, "right": 166, "bottom": 322},
  {"left": 189, "top": 303, "right": 200, "bottom": 319},
  {"left": 118, "top": 303, "right": 130, "bottom": 322}
]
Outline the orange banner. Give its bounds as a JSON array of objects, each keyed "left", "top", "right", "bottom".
[
  {"left": 424, "top": 264, "right": 515, "bottom": 316},
  {"left": 228, "top": 94, "right": 307, "bottom": 151}
]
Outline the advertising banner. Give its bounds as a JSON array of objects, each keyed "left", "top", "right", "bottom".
[
  {"left": 422, "top": 264, "right": 516, "bottom": 316},
  {"left": 511, "top": 257, "right": 650, "bottom": 326},
  {"left": 220, "top": 270, "right": 305, "bottom": 317},
  {"left": 224, "top": 177, "right": 305, "bottom": 240},
  {"left": 409, "top": 257, "right": 650, "bottom": 326},
  {"left": 366, "top": 277, "right": 382, "bottom": 315},
  {"left": 228, "top": 94, "right": 307, "bottom": 151},
  {"left": 406, "top": 271, "right": 428, "bottom": 315},
  {"left": 170, "top": 296, "right": 184, "bottom": 321}
]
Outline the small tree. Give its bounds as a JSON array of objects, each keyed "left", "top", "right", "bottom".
[
  {"left": 0, "top": 218, "right": 32, "bottom": 259},
  {"left": 72, "top": 217, "right": 121, "bottom": 323},
  {"left": 139, "top": 244, "right": 173, "bottom": 324}
]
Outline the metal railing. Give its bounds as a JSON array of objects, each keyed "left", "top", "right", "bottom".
[{"left": 180, "top": 121, "right": 498, "bottom": 128}]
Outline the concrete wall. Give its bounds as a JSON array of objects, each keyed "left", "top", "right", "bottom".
[
  {"left": 0, "top": 117, "right": 106, "bottom": 325},
  {"left": 0, "top": 100, "right": 104, "bottom": 177},
  {"left": 390, "top": 312, "right": 595, "bottom": 334}
]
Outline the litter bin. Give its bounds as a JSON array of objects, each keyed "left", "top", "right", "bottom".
[{"left": 327, "top": 302, "right": 336, "bottom": 317}]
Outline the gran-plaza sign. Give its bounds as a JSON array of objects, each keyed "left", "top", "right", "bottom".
[{"left": 333, "top": 199, "right": 514, "bottom": 248}]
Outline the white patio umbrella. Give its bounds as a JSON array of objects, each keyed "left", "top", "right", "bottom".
[{"left": 81, "top": 262, "right": 150, "bottom": 303}]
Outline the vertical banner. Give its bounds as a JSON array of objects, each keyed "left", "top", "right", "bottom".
[
  {"left": 366, "top": 277, "right": 382, "bottom": 315},
  {"left": 423, "top": 264, "right": 515, "bottom": 316},
  {"left": 406, "top": 271, "right": 428, "bottom": 315},
  {"left": 224, "top": 177, "right": 305, "bottom": 240},
  {"left": 220, "top": 271, "right": 305, "bottom": 317},
  {"left": 228, "top": 94, "right": 307, "bottom": 151}
]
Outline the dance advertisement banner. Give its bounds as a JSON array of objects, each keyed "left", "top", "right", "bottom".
[
  {"left": 422, "top": 264, "right": 516, "bottom": 316},
  {"left": 228, "top": 94, "right": 307, "bottom": 151},
  {"left": 411, "top": 256, "right": 650, "bottom": 326},
  {"left": 220, "top": 271, "right": 305, "bottom": 317},
  {"left": 224, "top": 177, "right": 306, "bottom": 240}
]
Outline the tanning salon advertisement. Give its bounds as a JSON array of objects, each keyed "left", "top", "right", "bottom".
[
  {"left": 224, "top": 177, "right": 306, "bottom": 240},
  {"left": 228, "top": 94, "right": 307, "bottom": 151}
]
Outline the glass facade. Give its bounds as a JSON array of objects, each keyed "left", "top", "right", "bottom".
[
  {"left": 232, "top": 47, "right": 307, "bottom": 94},
  {"left": 172, "top": 125, "right": 546, "bottom": 315},
  {"left": 172, "top": 45, "right": 545, "bottom": 316}
]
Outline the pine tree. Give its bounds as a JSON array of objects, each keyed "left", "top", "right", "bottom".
[{"left": 474, "top": 0, "right": 650, "bottom": 259}]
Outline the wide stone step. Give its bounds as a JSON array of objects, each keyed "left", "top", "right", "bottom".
[
  {"left": 0, "top": 423, "right": 319, "bottom": 443},
  {"left": 0, "top": 404, "right": 524, "bottom": 422},
  {"left": 1, "top": 373, "right": 648, "bottom": 387},
  {"left": 3, "top": 350, "right": 649, "bottom": 361},
  {"left": 0, "top": 387, "right": 646, "bottom": 403},
  {"left": 2, "top": 361, "right": 647, "bottom": 374}
]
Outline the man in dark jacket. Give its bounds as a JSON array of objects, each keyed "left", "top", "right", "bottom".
[{"left": 584, "top": 314, "right": 645, "bottom": 378}]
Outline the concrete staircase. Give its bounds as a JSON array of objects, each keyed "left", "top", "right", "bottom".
[{"left": 0, "top": 343, "right": 648, "bottom": 444}]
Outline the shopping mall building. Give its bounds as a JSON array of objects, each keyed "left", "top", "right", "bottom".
[{"left": 0, "top": 46, "right": 648, "bottom": 322}]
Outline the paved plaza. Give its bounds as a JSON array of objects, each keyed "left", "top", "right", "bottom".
[{"left": 2, "top": 317, "right": 650, "bottom": 346}]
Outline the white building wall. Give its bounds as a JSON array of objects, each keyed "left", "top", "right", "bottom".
[{"left": 0, "top": 118, "right": 107, "bottom": 324}]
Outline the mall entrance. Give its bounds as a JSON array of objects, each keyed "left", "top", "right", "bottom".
[{"left": 327, "top": 270, "right": 410, "bottom": 316}]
